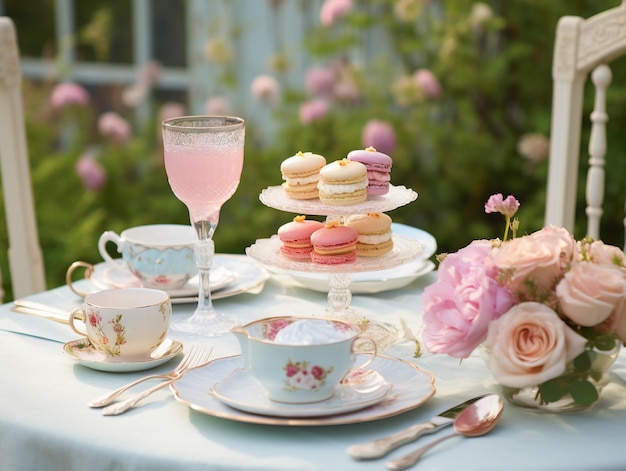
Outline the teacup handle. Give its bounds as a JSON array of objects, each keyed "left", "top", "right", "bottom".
[
  {"left": 65, "top": 261, "right": 96, "bottom": 298},
  {"left": 340, "top": 336, "right": 378, "bottom": 385},
  {"left": 68, "top": 308, "right": 87, "bottom": 337},
  {"left": 98, "top": 231, "right": 123, "bottom": 266},
  {"left": 352, "top": 335, "right": 378, "bottom": 370}
]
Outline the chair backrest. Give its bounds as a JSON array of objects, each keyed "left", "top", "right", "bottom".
[
  {"left": 0, "top": 17, "right": 46, "bottom": 300},
  {"left": 544, "top": 2, "right": 626, "bottom": 245}
]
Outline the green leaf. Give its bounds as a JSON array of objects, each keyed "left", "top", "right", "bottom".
[
  {"left": 573, "top": 351, "right": 591, "bottom": 371},
  {"left": 569, "top": 381, "right": 599, "bottom": 406},
  {"left": 538, "top": 380, "right": 564, "bottom": 403}
]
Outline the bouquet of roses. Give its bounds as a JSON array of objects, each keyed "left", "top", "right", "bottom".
[{"left": 421, "top": 194, "right": 626, "bottom": 406}]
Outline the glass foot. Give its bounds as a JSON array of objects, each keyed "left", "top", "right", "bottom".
[
  {"left": 170, "top": 308, "right": 238, "bottom": 337},
  {"left": 327, "top": 307, "right": 399, "bottom": 351}
]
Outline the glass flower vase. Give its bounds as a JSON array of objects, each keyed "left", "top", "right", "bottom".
[{"left": 487, "top": 343, "right": 621, "bottom": 413}]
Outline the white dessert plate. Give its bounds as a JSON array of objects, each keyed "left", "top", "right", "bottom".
[
  {"left": 274, "top": 224, "right": 437, "bottom": 293},
  {"left": 84, "top": 255, "right": 268, "bottom": 301},
  {"left": 172, "top": 354, "right": 435, "bottom": 426},
  {"left": 63, "top": 338, "right": 183, "bottom": 373},
  {"left": 212, "top": 367, "right": 393, "bottom": 417},
  {"left": 88, "top": 260, "right": 234, "bottom": 297}
]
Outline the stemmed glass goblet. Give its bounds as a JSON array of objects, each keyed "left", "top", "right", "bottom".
[{"left": 161, "top": 116, "right": 245, "bottom": 336}]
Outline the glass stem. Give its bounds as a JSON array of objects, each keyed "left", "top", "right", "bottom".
[{"left": 194, "top": 221, "right": 216, "bottom": 313}]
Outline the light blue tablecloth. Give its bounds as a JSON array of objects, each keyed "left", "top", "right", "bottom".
[{"left": 1, "top": 261, "right": 625, "bottom": 471}]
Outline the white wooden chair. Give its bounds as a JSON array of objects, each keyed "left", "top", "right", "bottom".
[
  {"left": 0, "top": 17, "right": 46, "bottom": 300},
  {"left": 544, "top": 2, "right": 626, "bottom": 245}
]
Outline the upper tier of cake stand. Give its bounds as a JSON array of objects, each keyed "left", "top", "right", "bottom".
[{"left": 259, "top": 184, "right": 417, "bottom": 217}]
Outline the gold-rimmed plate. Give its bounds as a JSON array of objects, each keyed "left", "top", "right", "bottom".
[{"left": 171, "top": 354, "right": 435, "bottom": 426}]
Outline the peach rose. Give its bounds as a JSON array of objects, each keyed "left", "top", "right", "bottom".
[
  {"left": 576, "top": 239, "right": 626, "bottom": 267},
  {"left": 484, "top": 302, "right": 587, "bottom": 388},
  {"left": 492, "top": 226, "right": 575, "bottom": 299},
  {"left": 556, "top": 262, "right": 626, "bottom": 327}
]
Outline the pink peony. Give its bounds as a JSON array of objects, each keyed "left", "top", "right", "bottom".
[
  {"left": 205, "top": 95, "right": 231, "bottom": 115},
  {"left": 76, "top": 154, "right": 106, "bottom": 191},
  {"left": 97, "top": 112, "right": 132, "bottom": 145},
  {"left": 413, "top": 69, "right": 441, "bottom": 100},
  {"left": 362, "top": 120, "right": 396, "bottom": 156},
  {"left": 159, "top": 102, "right": 186, "bottom": 123},
  {"left": 251, "top": 74, "right": 280, "bottom": 103},
  {"left": 50, "top": 82, "right": 90, "bottom": 109},
  {"left": 320, "top": 0, "right": 353, "bottom": 26},
  {"left": 305, "top": 67, "right": 336, "bottom": 96},
  {"left": 422, "top": 240, "right": 515, "bottom": 358},
  {"left": 299, "top": 99, "right": 329, "bottom": 124}
]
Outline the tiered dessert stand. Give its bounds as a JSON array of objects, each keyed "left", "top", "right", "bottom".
[{"left": 246, "top": 184, "right": 423, "bottom": 349}]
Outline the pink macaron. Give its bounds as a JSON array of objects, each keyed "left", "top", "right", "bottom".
[
  {"left": 310, "top": 222, "right": 358, "bottom": 265},
  {"left": 347, "top": 146, "right": 392, "bottom": 196},
  {"left": 277, "top": 216, "right": 325, "bottom": 260}
]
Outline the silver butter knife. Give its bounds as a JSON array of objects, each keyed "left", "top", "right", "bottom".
[{"left": 347, "top": 394, "right": 489, "bottom": 460}]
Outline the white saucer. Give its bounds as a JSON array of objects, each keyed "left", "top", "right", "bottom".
[
  {"left": 62, "top": 338, "right": 183, "bottom": 372},
  {"left": 274, "top": 224, "right": 437, "bottom": 293},
  {"left": 212, "top": 367, "right": 392, "bottom": 417},
  {"left": 88, "top": 258, "right": 236, "bottom": 297},
  {"left": 172, "top": 354, "right": 435, "bottom": 426}
]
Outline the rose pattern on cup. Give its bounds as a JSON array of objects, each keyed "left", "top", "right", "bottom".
[
  {"left": 87, "top": 308, "right": 127, "bottom": 357},
  {"left": 262, "top": 318, "right": 294, "bottom": 341},
  {"left": 283, "top": 359, "right": 334, "bottom": 392}
]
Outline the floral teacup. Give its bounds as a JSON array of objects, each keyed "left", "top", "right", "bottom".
[
  {"left": 98, "top": 224, "right": 197, "bottom": 290},
  {"left": 231, "top": 316, "right": 376, "bottom": 403},
  {"left": 69, "top": 288, "right": 172, "bottom": 362}
]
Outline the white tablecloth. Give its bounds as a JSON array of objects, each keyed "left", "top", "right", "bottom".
[{"left": 1, "top": 259, "right": 625, "bottom": 471}]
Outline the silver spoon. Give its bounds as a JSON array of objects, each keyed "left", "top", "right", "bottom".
[{"left": 386, "top": 394, "right": 504, "bottom": 470}]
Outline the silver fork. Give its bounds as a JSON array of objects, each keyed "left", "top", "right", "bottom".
[
  {"left": 100, "top": 346, "right": 213, "bottom": 416},
  {"left": 88, "top": 344, "right": 209, "bottom": 408}
]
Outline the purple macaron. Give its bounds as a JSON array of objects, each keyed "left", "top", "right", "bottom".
[{"left": 347, "top": 147, "right": 392, "bottom": 196}]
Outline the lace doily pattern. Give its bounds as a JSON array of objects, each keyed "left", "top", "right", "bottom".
[
  {"left": 246, "top": 234, "right": 424, "bottom": 274},
  {"left": 162, "top": 117, "right": 245, "bottom": 151},
  {"left": 259, "top": 185, "right": 418, "bottom": 216}
]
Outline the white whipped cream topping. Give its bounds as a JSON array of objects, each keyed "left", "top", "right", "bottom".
[
  {"left": 317, "top": 179, "right": 368, "bottom": 194},
  {"left": 273, "top": 319, "right": 353, "bottom": 345}
]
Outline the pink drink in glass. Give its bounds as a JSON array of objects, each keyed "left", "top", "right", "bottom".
[{"left": 164, "top": 146, "right": 243, "bottom": 224}]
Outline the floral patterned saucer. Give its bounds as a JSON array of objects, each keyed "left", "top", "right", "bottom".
[
  {"left": 212, "top": 367, "right": 392, "bottom": 417},
  {"left": 89, "top": 260, "right": 234, "bottom": 297},
  {"left": 63, "top": 338, "right": 183, "bottom": 373}
]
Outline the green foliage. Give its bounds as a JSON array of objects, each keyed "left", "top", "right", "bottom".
[
  {"left": 536, "top": 344, "right": 616, "bottom": 406},
  {"left": 3, "top": 0, "right": 626, "bottom": 300}
]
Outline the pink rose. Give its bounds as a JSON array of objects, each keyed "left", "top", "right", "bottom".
[
  {"left": 75, "top": 154, "right": 106, "bottom": 191},
  {"left": 362, "top": 120, "right": 396, "bottom": 156},
  {"left": 50, "top": 82, "right": 90, "bottom": 109},
  {"left": 299, "top": 99, "right": 329, "bottom": 124},
  {"left": 413, "top": 69, "right": 441, "bottom": 100},
  {"left": 320, "top": 0, "right": 353, "bottom": 26},
  {"left": 484, "top": 302, "right": 587, "bottom": 388},
  {"left": 305, "top": 67, "right": 336, "bottom": 96},
  {"left": 492, "top": 226, "right": 575, "bottom": 299},
  {"left": 577, "top": 239, "right": 626, "bottom": 267},
  {"left": 98, "top": 112, "right": 132, "bottom": 145},
  {"left": 599, "top": 301, "right": 626, "bottom": 343},
  {"left": 251, "top": 74, "right": 280, "bottom": 103},
  {"left": 422, "top": 240, "right": 515, "bottom": 358},
  {"left": 556, "top": 262, "right": 626, "bottom": 327}
]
